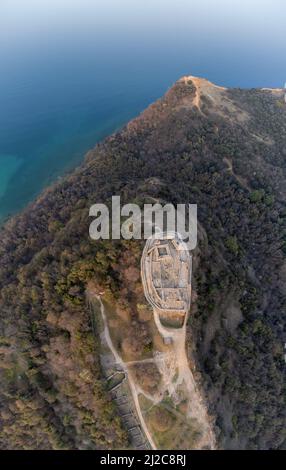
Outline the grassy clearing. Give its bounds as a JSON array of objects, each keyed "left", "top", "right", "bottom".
[{"left": 144, "top": 401, "right": 202, "bottom": 449}]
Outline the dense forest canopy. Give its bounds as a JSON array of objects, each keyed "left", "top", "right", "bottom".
[{"left": 0, "top": 77, "right": 285, "bottom": 449}]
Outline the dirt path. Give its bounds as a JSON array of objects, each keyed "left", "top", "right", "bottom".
[
  {"left": 88, "top": 288, "right": 215, "bottom": 449},
  {"left": 183, "top": 75, "right": 226, "bottom": 114},
  {"left": 153, "top": 310, "right": 216, "bottom": 449},
  {"left": 95, "top": 294, "right": 157, "bottom": 450},
  {"left": 223, "top": 157, "right": 251, "bottom": 191},
  {"left": 181, "top": 75, "right": 248, "bottom": 125},
  {"left": 190, "top": 77, "right": 202, "bottom": 111},
  {"left": 139, "top": 233, "right": 216, "bottom": 449}
]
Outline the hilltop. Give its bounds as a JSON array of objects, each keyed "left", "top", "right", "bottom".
[{"left": 0, "top": 76, "right": 285, "bottom": 450}]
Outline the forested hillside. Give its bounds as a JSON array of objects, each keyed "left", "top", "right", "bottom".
[{"left": 0, "top": 77, "right": 285, "bottom": 449}]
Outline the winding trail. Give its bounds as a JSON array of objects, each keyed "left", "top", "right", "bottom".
[
  {"left": 95, "top": 294, "right": 157, "bottom": 450},
  {"left": 88, "top": 286, "right": 215, "bottom": 449},
  {"left": 140, "top": 233, "right": 216, "bottom": 449},
  {"left": 153, "top": 310, "right": 216, "bottom": 449}
]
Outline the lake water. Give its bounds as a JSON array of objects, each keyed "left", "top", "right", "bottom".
[{"left": 0, "top": 0, "right": 285, "bottom": 222}]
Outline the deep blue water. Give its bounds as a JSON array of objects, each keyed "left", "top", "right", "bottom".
[{"left": 0, "top": 0, "right": 285, "bottom": 222}]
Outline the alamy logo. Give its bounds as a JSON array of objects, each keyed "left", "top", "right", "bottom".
[{"left": 89, "top": 196, "right": 197, "bottom": 251}]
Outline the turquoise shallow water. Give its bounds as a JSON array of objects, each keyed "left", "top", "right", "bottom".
[
  {"left": 0, "top": 0, "right": 285, "bottom": 222},
  {"left": 0, "top": 155, "right": 22, "bottom": 200}
]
